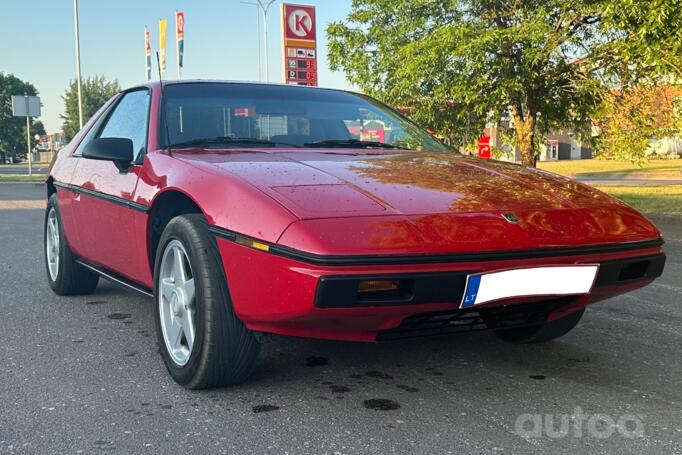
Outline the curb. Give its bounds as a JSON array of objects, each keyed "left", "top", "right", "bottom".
[{"left": 0, "top": 180, "right": 45, "bottom": 184}]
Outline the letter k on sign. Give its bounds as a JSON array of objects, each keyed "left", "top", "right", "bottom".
[{"left": 288, "top": 9, "right": 313, "bottom": 38}]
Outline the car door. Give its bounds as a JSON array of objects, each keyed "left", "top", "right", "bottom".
[{"left": 69, "top": 88, "right": 151, "bottom": 281}]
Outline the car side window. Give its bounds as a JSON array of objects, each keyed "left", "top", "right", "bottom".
[
  {"left": 97, "top": 89, "right": 150, "bottom": 162},
  {"left": 73, "top": 97, "right": 119, "bottom": 157}
]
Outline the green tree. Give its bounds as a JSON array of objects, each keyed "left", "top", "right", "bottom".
[
  {"left": 595, "top": 85, "right": 681, "bottom": 163},
  {"left": 327, "top": 0, "right": 682, "bottom": 167},
  {"left": 0, "top": 73, "right": 40, "bottom": 162},
  {"left": 29, "top": 120, "right": 47, "bottom": 151},
  {"left": 61, "top": 76, "right": 120, "bottom": 141}
]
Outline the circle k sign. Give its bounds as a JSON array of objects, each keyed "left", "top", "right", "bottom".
[{"left": 284, "top": 5, "right": 316, "bottom": 40}]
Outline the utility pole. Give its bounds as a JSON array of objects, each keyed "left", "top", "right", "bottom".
[
  {"left": 73, "top": 0, "right": 84, "bottom": 129},
  {"left": 25, "top": 98, "right": 32, "bottom": 177}
]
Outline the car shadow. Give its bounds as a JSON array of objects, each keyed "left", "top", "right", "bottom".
[{"left": 89, "top": 280, "right": 628, "bottom": 394}]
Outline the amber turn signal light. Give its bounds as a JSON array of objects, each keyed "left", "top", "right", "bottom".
[{"left": 357, "top": 280, "right": 400, "bottom": 293}]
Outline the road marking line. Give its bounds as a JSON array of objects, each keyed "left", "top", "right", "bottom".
[
  {"left": 651, "top": 282, "right": 682, "bottom": 292},
  {"left": 0, "top": 200, "right": 46, "bottom": 209}
]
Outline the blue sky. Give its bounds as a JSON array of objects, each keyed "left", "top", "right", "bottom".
[{"left": 1, "top": 0, "right": 354, "bottom": 132}]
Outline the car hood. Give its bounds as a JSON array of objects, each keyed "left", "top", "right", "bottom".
[
  {"left": 182, "top": 148, "right": 620, "bottom": 215},
  {"left": 178, "top": 148, "right": 661, "bottom": 254}
]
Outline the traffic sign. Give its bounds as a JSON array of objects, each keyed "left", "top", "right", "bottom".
[
  {"left": 11, "top": 95, "right": 41, "bottom": 118},
  {"left": 10, "top": 95, "right": 41, "bottom": 176}
]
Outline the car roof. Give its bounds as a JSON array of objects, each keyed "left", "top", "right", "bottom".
[{"left": 126, "top": 79, "right": 358, "bottom": 96}]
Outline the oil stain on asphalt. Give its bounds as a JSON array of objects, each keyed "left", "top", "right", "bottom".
[
  {"left": 107, "top": 313, "right": 131, "bottom": 320},
  {"left": 252, "top": 405, "right": 280, "bottom": 413},
  {"left": 364, "top": 370, "right": 393, "bottom": 380},
  {"left": 305, "top": 356, "right": 329, "bottom": 367},
  {"left": 329, "top": 385, "right": 351, "bottom": 393},
  {"left": 363, "top": 399, "right": 401, "bottom": 411},
  {"left": 396, "top": 385, "right": 419, "bottom": 393}
]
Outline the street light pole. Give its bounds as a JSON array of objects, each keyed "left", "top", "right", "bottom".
[
  {"left": 73, "top": 0, "right": 84, "bottom": 129},
  {"left": 255, "top": 0, "right": 276, "bottom": 82}
]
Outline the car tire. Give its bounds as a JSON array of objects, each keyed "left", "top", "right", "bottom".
[
  {"left": 153, "top": 214, "right": 260, "bottom": 389},
  {"left": 44, "top": 194, "right": 100, "bottom": 295},
  {"left": 486, "top": 308, "right": 585, "bottom": 344}
]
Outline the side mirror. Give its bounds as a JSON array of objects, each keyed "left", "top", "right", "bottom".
[{"left": 82, "top": 137, "right": 134, "bottom": 172}]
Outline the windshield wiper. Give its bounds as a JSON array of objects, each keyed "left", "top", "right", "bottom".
[
  {"left": 302, "top": 139, "right": 405, "bottom": 149},
  {"left": 170, "top": 136, "right": 299, "bottom": 148}
]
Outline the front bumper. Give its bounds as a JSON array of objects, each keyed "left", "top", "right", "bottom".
[{"left": 214, "top": 232, "right": 665, "bottom": 342}]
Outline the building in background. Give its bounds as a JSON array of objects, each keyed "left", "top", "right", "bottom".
[
  {"left": 34, "top": 132, "right": 67, "bottom": 162},
  {"left": 482, "top": 121, "right": 592, "bottom": 163}
]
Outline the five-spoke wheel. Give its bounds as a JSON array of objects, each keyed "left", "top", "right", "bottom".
[{"left": 158, "top": 240, "right": 196, "bottom": 366}]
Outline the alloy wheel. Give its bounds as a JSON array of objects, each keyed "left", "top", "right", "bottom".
[
  {"left": 158, "top": 240, "right": 197, "bottom": 366},
  {"left": 46, "top": 207, "right": 60, "bottom": 281}
]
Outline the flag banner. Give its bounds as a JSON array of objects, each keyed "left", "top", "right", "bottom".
[
  {"left": 176, "top": 11, "right": 185, "bottom": 69},
  {"left": 159, "top": 19, "right": 167, "bottom": 75},
  {"left": 145, "top": 27, "right": 152, "bottom": 81}
]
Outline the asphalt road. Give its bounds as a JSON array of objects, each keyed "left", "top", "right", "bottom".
[
  {"left": 1, "top": 183, "right": 680, "bottom": 454},
  {"left": 0, "top": 164, "right": 48, "bottom": 176}
]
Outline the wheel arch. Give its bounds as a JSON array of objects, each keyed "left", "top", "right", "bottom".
[
  {"left": 46, "top": 176, "right": 56, "bottom": 199},
  {"left": 147, "top": 188, "right": 207, "bottom": 275}
]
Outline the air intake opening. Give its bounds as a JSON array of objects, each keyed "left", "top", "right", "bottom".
[{"left": 618, "top": 260, "right": 649, "bottom": 282}]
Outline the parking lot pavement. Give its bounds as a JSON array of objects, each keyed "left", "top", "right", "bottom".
[
  {"left": 0, "top": 183, "right": 680, "bottom": 454},
  {"left": 0, "top": 182, "right": 44, "bottom": 201}
]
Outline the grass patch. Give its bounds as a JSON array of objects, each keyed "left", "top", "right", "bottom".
[
  {"left": 595, "top": 185, "right": 682, "bottom": 214},
  {"left": 539, "top": 159, "right": 682, "bottom": 179}
]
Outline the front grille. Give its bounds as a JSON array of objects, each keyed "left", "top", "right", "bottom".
[{"left": 376, "top": 299, "right": 568, "bottom": 341}]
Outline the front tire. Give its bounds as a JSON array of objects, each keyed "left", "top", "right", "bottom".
[
  {"left": 154, "top": 214, "right": 260, "bottom": 389},
  {"left": 44, "top": 194, "right": 99, "bottom": 295}
]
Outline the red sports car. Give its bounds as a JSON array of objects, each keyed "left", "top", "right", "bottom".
[{"left": 45, "top": 81, "right": 665, "bottom": 388}]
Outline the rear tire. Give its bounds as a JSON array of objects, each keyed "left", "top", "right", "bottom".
[
  {"left": 153, "top": 214, "right": 260, "bottom": 389},
  {"left": 44, "top": 194, "right": 99, "bottom": 296},
  {"left": 486, "top": 308, "right": 585, "bottom": 344}
]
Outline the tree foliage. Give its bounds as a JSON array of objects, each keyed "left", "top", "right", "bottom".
[
  {"left": 602, "top": 0, "right": 682, "bottom": 80},
  {"left": 61, "top": 76, "right": 120, "bottom": 141},
  {"left": 595, "top": 85, "right": 682, "bottom": 163},
  {"left": 327, "top": 0, "right": 682, "bottom": 166},
  {"left": 0, "top": 73, "right": 40, "bottom": 162}
]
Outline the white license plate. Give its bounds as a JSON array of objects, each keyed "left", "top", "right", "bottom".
[{"left": 460, "top": 265, "right": 599, "bottom": 308}]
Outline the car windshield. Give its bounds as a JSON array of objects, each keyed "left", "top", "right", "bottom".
[{"left": 161, "top": 82, "right": 452, "bottom": 152}]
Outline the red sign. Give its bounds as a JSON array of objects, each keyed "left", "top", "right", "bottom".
[
  {"left": 363, "top": 128, "right": 385, "bottom": 143},
  {"left": 281, "top": 4, "right": 318, "bottom": 86},
  {"left": 282, "top": 4, "right": 316, "bottom": 41},
  {"left": 478, "top": 136, "right": 491, "bottom": 159}
]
